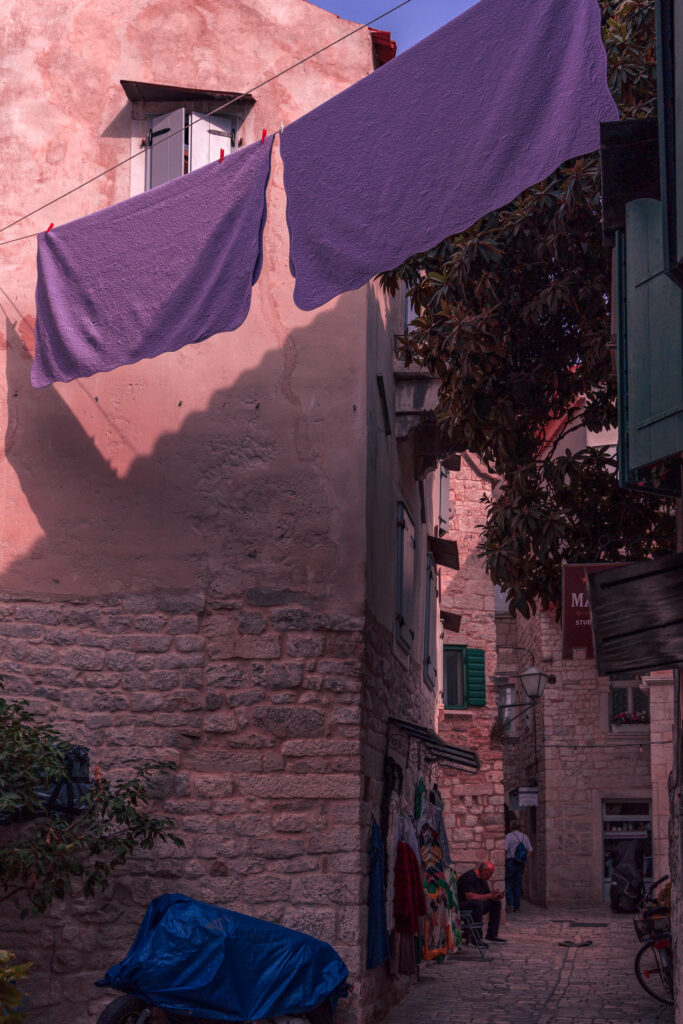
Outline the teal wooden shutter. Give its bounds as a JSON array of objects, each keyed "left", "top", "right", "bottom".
[
  {"left": 464, "top": 647, "right": 486, "bottom": 706},
  {"left": 655, "top": 0, "right": 683, "bottom": 283},
  {"left": 623, "top": 199, "right": 683, "bottom": 472}
]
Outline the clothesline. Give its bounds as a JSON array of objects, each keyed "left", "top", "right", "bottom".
[
  {"left": 0, "top": 0, "right": 416, "bottom": 246},
  {"left": 29, "top": 0, "right": 618, "bottom": 388}
]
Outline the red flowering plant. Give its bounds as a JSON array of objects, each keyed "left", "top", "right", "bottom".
[{"left": 611, "top": 710, "right": 649, "bottom": 726}]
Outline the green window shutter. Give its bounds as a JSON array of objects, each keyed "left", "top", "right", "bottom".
[
  {"left": 464, "top": 647, "right": 486, "bottom": 706},
  {"left": 623, "top": 199, "right": 683, "bottom": 472}
]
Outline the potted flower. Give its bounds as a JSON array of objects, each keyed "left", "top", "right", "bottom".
[{"left": 611, "top": 710, "right": 650, "bottom": 726}]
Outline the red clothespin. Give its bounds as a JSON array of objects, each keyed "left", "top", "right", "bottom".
[
  {"left": 219, "top": 149, "right": 224, "bottom": 163},
  {"left": 261, "top": 129, "right": 267, "bottom": 144},
  {"left": 46, "top": 223, "right": 54, "bottom": 233}
]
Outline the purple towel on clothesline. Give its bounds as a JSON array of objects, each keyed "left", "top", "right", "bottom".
[
  {"left": 32, "top": 136, "right": 274, "bottom": 388},
  {"left": 281, "top": 0, "right": 618, "bottom": 312}
]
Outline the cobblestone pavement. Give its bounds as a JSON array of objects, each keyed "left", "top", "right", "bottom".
[{"left": 382, "top": 903, "right": 675, "bottom": 1024}]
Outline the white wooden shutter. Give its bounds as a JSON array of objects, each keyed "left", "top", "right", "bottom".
[
  {"left": 189, "top": 114, "right": 235, "bottom": 171},
  {"left": 146, "top": 108, "right": 185, "bottom": 190},
  {"left": 396, "top": 503, "right": 415, "bottom": 651},
  {"left": 423, "top": 554, "right": 438, "bottom": 687},
  {"left": 438, "top": 465, "right": 450, "bottom": 536}
]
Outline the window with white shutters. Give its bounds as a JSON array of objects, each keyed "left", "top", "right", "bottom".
[
  {"left": 423, "top": 553, "right": 438, "bottom": 688},
  {"left": 438, "top": 465, "right": 450, "bottom": 536},
  {"left": 145, "top": 109, "right": 236, "bottom": 191},
  {"left": 396, "top": 502, "right": 416, "bottom": 652}
]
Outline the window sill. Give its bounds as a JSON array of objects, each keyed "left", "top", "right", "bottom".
[{"left": 605, "top": 724, "right": 650, "bottom": 739}]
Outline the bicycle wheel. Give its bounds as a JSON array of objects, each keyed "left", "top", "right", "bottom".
[{"left": 635, "top": 939, "right": 675, "bottom": 1005}]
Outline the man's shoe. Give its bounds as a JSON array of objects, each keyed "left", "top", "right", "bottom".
[{"left": 485, "top": 936, "right": 507, "bottom": 943}]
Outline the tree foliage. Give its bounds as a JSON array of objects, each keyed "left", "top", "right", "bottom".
[
  {"left": 0, "top": 951, "right": 31, "bottom": 1024},
  {"left": 382, "top": 0, "right": 674, "bottom": 616},
  {"left": 0, "top": 691, "right": 183, "bottom": 916}
]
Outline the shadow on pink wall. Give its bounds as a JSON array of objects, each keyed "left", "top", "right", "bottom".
[{"left": 0, "top": 291, "right": 361, "bottom": 602}]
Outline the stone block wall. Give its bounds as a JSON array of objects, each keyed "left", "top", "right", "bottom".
[
  {"left": 359, "top": 610, "right": 439, "bottom": 1023},
  {"left": 497, "top": 610, "right": 548, "bottom": 904},
  {"left": 1, "top": 589, "right": 369, "bottom": 1024},
  {"left": 646, "top": 672, "right": 674, "bottom": 880},
  {"left": 436, "top": 456, "right": 505, "bottom": 893},
  {"left": 501, "top": 609, "right": 656, "bottom": 908}
]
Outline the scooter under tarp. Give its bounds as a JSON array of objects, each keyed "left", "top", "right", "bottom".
[{"left": 96, "top": 894, "right": 349, "bottom": 1022}]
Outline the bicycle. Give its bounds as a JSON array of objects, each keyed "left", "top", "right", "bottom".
[{"left": 633, "top": 874, "right": 674, "bottom": 1006}]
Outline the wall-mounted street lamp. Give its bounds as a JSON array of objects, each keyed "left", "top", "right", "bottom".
[
  {"left": 518, "top": 665, "right": 551, "bottom": 701},
  {"left": 495, "top": 646, "right": 555, "bottom": 777}
]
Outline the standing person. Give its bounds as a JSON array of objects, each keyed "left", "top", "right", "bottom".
[
  {"left": 457, "top": 861, "right": 506, "bottom": 943},
  {"left": 505, "top": 818, "right": 533, "bottom": 912}
]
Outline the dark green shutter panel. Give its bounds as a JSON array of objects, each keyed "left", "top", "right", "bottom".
[
  {"left": 623, "top": 199, "right": 683, "bottom": 472},
  {"left": 464, "top": 647, "right": 486, "bottom": 706}
]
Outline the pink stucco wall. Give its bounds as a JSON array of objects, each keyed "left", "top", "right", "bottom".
[{"left": 0, "top": 0, "right": 372, "bottom": 604}]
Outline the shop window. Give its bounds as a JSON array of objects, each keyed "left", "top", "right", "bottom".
[
  {"left": 396, "top": 502, "right": 415, "bottom": 652},
  {"left": 423, "top": 554, "right": 438, "bottom": 688},
  {"left": 602, "top": 798, "right": 652, "bottom": 900},
  {"left": 443, "top": 645, "right": 485, "bottom": 709},
  {"left": 610, "top": 681, "right": 649, "bottom": 727}
]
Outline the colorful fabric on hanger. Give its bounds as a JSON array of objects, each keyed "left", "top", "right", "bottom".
[
  {"left": 448, "top": 868, "right": 463, "bottom": 950},
  {"left": 437, "top": 812, "right": 452, "bottom": 869},
  {"left": 385, "top": 790, "right": 401, "bottom": 932},
  {"left": 393, "top": 841, "right": 426, "bottom": 935},
  {"left": 32, "top": 137, "right": 274, "bottom": 388},
  {"left": 423, "top": 882, "right": 452, "bottom": 960},
  {"left": 413, "top": 778, "right": 426, "bottom": 823},
  {"left": 280, "top": 0, "right": 618, "bottom": 311},
  {"left": 395, "top": 811, "right": 421, "bottom": 867},
  {"left": 417, "top": 803, "right": 459, "bottom": 959},
  {"left": 367, "top": 820, "right": 390, "bottom": 968}
]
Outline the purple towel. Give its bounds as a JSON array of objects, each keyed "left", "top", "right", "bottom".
[
  {"left": 281, "top": 0, "right": 618, "bottom": 311},
  {"left": 32, "top": 136, "right": 274, "bottom": 388}
]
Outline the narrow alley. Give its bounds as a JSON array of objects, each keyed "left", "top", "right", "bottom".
[{"left": 383, "top": 904, "right": 674, "bottom": 1024}]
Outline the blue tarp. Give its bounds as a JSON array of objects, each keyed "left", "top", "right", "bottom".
[{"left": 96, "top": 894, "right": 349, "bottom": 1021}]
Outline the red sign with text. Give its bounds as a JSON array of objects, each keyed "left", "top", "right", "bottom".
[{"left": 561, "top": 564, "right": 615, "bottom": 659}]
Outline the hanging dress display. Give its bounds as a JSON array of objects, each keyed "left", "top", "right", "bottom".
[
  {"left": 417, "top": 802, "right": 459, "bottom": 959},
  {"left": 367, "top": 820, "right": 390, "bottom": 969}
]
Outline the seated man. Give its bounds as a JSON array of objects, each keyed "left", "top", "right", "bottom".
[{"left": 457, "top": 861, "right": 506, "bottom": 944}]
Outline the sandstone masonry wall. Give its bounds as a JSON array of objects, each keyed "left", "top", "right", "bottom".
[
  {"left": 358, "top": 611, "right": 440, "bottom": 1023},
  {"left": 437, "top": 457, "right": 505, "bottom": 893},
  {"left": 501, "top": 610, "right": 657, "bottom": 907},
  {"left": 2, "top": 589, "right": 367, "bottom": 1024}
]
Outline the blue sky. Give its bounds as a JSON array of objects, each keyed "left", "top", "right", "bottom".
[{"left": 314, "top": 0, "right": 478, "bottom": 53}]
